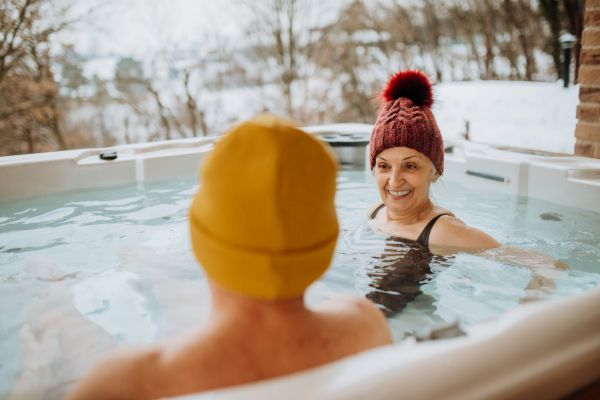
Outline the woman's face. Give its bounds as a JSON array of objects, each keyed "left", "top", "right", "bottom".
[{"left": 373, "top": 147, "right": 437, "bottom": 215}]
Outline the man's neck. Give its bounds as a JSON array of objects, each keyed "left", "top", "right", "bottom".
[{"left": 207, "top": 281, "right": 310, "bottom": 328}]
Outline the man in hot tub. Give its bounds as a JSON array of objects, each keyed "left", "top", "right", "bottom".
[{"left": 66, "top": 115, "right": 393, "bottom": 400}]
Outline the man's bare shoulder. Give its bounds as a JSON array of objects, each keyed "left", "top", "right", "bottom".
[
  {"left": 66, "top": 344, "right": 164, "bottom": 400},
  {"left": 315, "top": 295, "right": 393, "bottom": 347}
]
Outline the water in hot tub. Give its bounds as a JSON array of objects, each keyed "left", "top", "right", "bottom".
[{"left": 1, "top": 171, "right": 599, "bottom": 398}]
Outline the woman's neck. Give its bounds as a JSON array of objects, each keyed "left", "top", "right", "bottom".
[{"left": 384, "top": 199, "right": 434, "bottom": 225}]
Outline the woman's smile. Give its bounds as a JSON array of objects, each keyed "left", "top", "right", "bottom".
[{"left": 387, "top": 189, "right": 411, "bottom": 199}]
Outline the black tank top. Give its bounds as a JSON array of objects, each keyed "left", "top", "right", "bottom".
[{"left": 366, "top": 204, "right": 452, "bottom": 317}]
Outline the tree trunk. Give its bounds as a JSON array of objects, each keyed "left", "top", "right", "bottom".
[
  {"left": 147, "top": 82, "right": 172, "bottom": 140},
  {"left": 484, "top": 34, "right": 494, "bottom": 80},
  {"left": 183, "top": 70, "right": 198, "bottom": 137},
  {"left": 538, "top": 0, "right": 562, "bottom": 80},
  {"left": 518, "top": 31, "right": 536, "bottom": 81},
  {"left": 25, "top": 128, "right": 33, "bottom": 153},
  {"left": 49, "top": 99, "right": 66, "bottom": 150}
]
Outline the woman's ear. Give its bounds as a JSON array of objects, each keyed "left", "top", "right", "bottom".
[{"left": 431, "top": 173, "right": 439, "bottom": 183}]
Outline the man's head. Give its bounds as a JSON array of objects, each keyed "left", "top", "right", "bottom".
[{"left": 189, "top": 114, "right": 339, "bottom": 300}]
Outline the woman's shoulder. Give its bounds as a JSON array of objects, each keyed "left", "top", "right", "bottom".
[
  {"left": 432, "top": 205, "right": 455, "bottom": 218},
  {"left": 429, "top": 214, "right": 501, "bottom": 249}
]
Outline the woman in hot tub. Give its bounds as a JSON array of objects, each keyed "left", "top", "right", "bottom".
[{"left": 362, "top": 70, "right": 567, "bottom": 316}]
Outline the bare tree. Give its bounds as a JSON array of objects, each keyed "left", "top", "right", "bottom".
[
  {"left": 183, "top": 69, "right": 199, "bottom": 137},
  {"left": 241, "top": 0, "right": 328, "bottom": 120},
  {"left": 501, "top": 0, "right": 540, "bottom": 81},
  {"left": 539, "top": 0, "right": 582, "bottom": 80},
  {"left": 0, "top": 0, "right": 109, "bottom": 155},
  {"left": 182, "top": 68, "right": 210, "bottom": 137},
  {"left": 314, "top": 0, "right": 380, "bottom": 123},
  {"left": 0, "top": 0, "right": 72, "bottom": 154}
]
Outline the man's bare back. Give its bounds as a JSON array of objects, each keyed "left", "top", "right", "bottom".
[{"left": 66, "top": 285, "right": 392, "bottom": 400}]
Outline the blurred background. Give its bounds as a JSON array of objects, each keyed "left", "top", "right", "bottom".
[{"left": 0, "top": 0, "right": 582, "bottom": 156}]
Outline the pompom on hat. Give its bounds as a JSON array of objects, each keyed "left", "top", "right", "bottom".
[
  {"left": 189, "top": 114, "right": 339, "bottom": 300},
  {"left": 370, "top": 70, "right": 444, "bottom": 175}
]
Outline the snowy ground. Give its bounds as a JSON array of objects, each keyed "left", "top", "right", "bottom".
[{"left": 432, "top": 80, "right": 579, "bottom": 154}]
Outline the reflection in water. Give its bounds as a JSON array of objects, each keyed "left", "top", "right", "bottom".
[
  {"left": 5, "top": 257, "right": 117, "bottom": 400},
  {"left": 341, "top": 224, "right": 454, "bottom": 321},
  {"left": 366, "top": 237, "right": 453, "bottom": 317},
  {"left": 4, "top": 246, "right": 210, "bottom": 400},
  {"left": 113, "top": 244, "right": 211, "bottom": 337}
]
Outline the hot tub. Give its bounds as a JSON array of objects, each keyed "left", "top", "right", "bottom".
[{"left": 1, "top": 125, "right": 599, "bottom": 400}]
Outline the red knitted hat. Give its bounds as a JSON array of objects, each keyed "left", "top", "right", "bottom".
[{"left": 370, "top": 70, "right": 444, "bottom": 175}]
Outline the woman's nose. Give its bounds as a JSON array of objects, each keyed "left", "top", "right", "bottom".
[{"left": 388, "top": 169, "right": 404, "bottom": 187}]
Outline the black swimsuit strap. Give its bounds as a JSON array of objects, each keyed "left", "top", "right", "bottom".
[
  {"left": 370, "top": 203, "right": 386, "bottom": 220},
  {"left": 370, "top": 203, "right": 449, "bottom": 247},
  {"left": 417, "top": 214, "right": 450, "bottom": 247}
]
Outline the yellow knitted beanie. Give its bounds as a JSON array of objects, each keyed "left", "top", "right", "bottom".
[{"left": 189, "top": 114, "right": 339, "bottom": 300}]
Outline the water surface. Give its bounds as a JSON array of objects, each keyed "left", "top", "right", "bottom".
[{"left": 1, "top": 171, "right": 599, "bottom": 398}]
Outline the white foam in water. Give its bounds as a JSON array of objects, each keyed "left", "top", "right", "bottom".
[
  {"left": 71, "top": 270, "right": 158, "bottom": 344},
  {"left": 22, "top": 207, "right": 75, "bottom": 224},
  {"left": 0, "top": 172, "right": 599, "bottom": 399},
  {"left": 432, "top": 255, "right": 532, "bottom": 324},
  {"left": 125, "top": 203, "right": 184, "bottom": 221}
]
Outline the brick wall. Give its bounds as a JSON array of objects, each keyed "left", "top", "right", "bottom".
[{"left": 576, "top": 0, "right": 600, "bottom": 158}]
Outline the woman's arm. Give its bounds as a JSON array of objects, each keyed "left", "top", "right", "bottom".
[
  {"left": 430, "top": 216, "right": 568, "bottom": 303},
  {"left": 429, "top": 216, "right": 502, "bottom": 249},
  {"left": 476, "top": 245, "right": 568, "bottom": 304}
]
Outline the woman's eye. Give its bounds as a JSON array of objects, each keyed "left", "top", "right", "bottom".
[
  {"left": 378, "top": 164, "right": 388, "bottom": 169},
  {"left": 405, "top": 164, "right": 416, "bottom": 169}
]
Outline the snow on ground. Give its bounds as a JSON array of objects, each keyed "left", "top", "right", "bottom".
[{"left": 433, "top": 80, "right": 579, "bottom": 154}]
